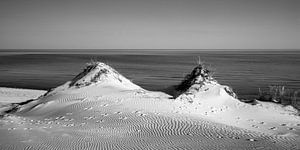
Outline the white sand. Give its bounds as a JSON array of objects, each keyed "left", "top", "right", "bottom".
[
  {"left": 0, "top": 87, "right": 46, "bottom": 104},
  {"left": 0, "top": 62, "right": 299, "bottom": 149}
]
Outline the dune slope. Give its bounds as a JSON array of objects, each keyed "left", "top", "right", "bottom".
[{"left": 0, "top": 62, "right": 299, "bottom": 149}]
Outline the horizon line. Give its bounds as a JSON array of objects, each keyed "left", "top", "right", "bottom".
[{"left": 0, "top": 48, "right": 299, "bottom": 51}]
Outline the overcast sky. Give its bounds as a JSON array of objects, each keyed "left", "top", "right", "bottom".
[{"left": 0, "top": 0, "right": 299, "bottom": 49}]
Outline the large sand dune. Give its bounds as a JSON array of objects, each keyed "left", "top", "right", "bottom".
[{"left": 0, "top": 62, "right": 299, "bottom": 149}]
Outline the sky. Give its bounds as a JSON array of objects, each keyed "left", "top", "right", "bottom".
[{"left": 0, "top": 0, "right": 299, "bottom": 49}]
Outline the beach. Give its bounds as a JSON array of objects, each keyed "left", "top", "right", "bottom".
[{"left": 0, "top": 62, "right": 299, "bottom": 149}]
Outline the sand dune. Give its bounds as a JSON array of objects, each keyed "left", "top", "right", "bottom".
[{"left": 0, "top": 62, "right": 299, "bottom": 149}]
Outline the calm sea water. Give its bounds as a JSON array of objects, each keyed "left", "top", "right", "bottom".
[{"left": 0, "top": 49, "right": 299, "bottom": 100}]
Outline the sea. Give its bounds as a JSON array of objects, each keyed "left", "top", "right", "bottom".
[{"left": 0, "top": 49, "right": 299, "bottom": 100}]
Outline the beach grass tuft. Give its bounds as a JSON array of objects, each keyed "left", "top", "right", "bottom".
[{"left": 258, "top": 85, "right": 299, "bottom": 109}]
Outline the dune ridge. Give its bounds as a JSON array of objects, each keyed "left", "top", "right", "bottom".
[{"left": 0, "top": 62, "right": 299, "bottom": 149}]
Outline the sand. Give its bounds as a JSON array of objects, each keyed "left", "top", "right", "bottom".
[
  {"left": 0, "top": 62, "right": 299, "bottom": 149},
  {"left": 0, "top": 87, "right": 46, "bottom": 104}
]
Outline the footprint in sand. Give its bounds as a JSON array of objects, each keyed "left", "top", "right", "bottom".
[
  {"left": 247, "top": 138, "right": 257, "bottom": 142},
  {"left": 35, "top": 121, "right": 42, "bottom": 124},
  {"left": 8, "top": 127, "right": 16, "bottom": 131},
  {"left": 55, "top": 116, "right": 66, "bottom": 120},
  {"left": 96, "top": 120, "right": 104, "bottom": 123},
  {"left": 64, "top": 118, "right": 74, "bottom": 122},
  {"left": 139, "top": 113, "right": 147, "bottom": 117},
  {"left": 81, "top": 98, "right": 87, "bottom": 101},
  {"left": 230, "top": 136, "right": 240, "bottom": 139},
  {"left": 101, "top": 113, "right": 109, "bottom": 117},
  {"left": 80, "top": 122, "right": 87, "bottom": 126},
  {"left": 83, "top": 116, "right": 95, "bottom": 120},
  {"left": 66, "top": 123, "right": 74, "bottom": 127},
  {"left": 83, "top": 107, "right": 93, "bottom": 111},
  {"left": 44, "top": 118, "right": 51, "bottom": 121},
  {"left": 187, "top": 133, "right": 193, "bottom": 136},
  {"left": 47, "top": 121, "right": 53, "bottom": 124},
  {"left": 18, "top": 122, "right": 25, "bottom": 125},
  {"left": 119, "top": 116, "right": 128, "bottom": 120},
  {"left": 115, "top": 111, "right": 122, "bottom": 115}
]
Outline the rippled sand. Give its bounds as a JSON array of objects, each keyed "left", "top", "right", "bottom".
[{"left": 0, "top": 86, "right": 299, "bottom": 149}]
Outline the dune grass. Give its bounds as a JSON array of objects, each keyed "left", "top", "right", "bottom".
[
  {"left": 258, "top": 85, "right": 299, "bottom": 109},
  {"left": 175, "top": 58, "right": 214, "bottom": 92}
]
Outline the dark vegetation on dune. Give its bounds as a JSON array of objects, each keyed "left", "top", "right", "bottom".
[
  {"left": 175, "top": 62, "right": 213, "bottom": 93},
  {"left": 173, "top": 58, "right": 237, "bottom": 99},
  {"left": 0, "top": 99, "right": 35, "bottom": 117},
  {"left": 70, "top": 60, "right": 116, "bottom": 88},
  {"left": 70, "top": 61, "right": 100, "bottom": 87},
  {"left": 165, "top": 58, "right": 237, "bottom": 99},
  {"left": 164, "top": 59, "right": 299, "bottom": 111},
  {"left": 163, "top": 59, "right": 212, "bottom": 98},
  {"left": 258, "top": 85, "right": 300, "bottom": 110}
]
